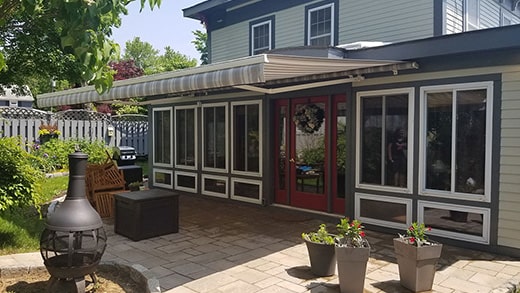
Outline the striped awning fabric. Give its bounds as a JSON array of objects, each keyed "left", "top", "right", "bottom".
[{"left": 37, "top": 54, "right": 412, "bottom": 107}]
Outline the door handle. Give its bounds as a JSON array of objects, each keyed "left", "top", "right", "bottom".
[{"left": 289, "top": 158, "right": 295, "bottom": 163}]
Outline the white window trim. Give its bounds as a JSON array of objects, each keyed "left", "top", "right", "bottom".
[
  {"left": 251, "top": 20, "right": 272, "bottom": 55},
  {"left": 202, "top": 102, "right": 229, "bottom": 173},
  {"left": 307, "top": 3, "right": 334, "bottom": 46},
  {"left": 464, "top": 0, "right": 479, "bottom": 31},
  {"left": 355, "top": 193, "right": 412, "bottom": 230},
  {"left": 174, "top": 171, "right": 198, "bottom": 193},
  {"left": 230, "top": 178, "right": 262, "bottom": 204},
  {"left": 231, "top": 100, "right": 263, "bottom": 177},
  {"left": 418, "top": 81, "right": 493, "bottom": 202},
  {"left": 152, "top": 168, "right": 173, "bottom": 189},
  {"left": 418, "top": 200, "right": 490, "bottom": 244},
  {"left": 152, "top": 107, "right": 173, "bottom": 168},
  {"left": 201, "top": 174, "right": 228, "bottom": 198},
  {"left": 174, "top": 105, "right": 198, "bottom": 170},
  {"left": 355, "top": 88, "right": 415, "bottom": 194}
]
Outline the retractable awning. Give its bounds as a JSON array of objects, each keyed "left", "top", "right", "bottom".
[{"left": 36, "top": 54, "right": 418, "bottom": 108}]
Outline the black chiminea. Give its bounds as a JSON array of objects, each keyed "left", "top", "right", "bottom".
[{"left": 40, "top": 151, "right": 107, "bottom": 292}]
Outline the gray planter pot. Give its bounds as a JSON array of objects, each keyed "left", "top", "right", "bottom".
[
  {"left": 304, "top": 239, "right": 336, "bottom": 277},
  {"left": 393, "top": 238, "right": 443, "bottom": 292},
  {"left": 335, "top": 241, "right": 370, "bottom": 293}
]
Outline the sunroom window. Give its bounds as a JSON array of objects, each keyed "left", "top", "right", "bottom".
[
  {"left": 153, "top": 107, "right": 172, "bottom": 166},
  {"left": 357, "top": 89, "right": 413, "bottom": 190},
  {"left": 202, "top": 103, "right": 227, "bottom": 171},
  {"left": 175, "top": 106, "right": 196, "bottom": 169},
  {"left": 232, "top": 101, "right": 261, "bottom": 174},
  {"left": 420, "top": 82, "right": 492, "bottom": 201}
]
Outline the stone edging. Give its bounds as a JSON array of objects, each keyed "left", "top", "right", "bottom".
[{"left": 0, "top": 261, "right": 160, "bottom": 293}]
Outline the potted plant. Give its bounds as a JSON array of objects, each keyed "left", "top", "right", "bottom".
[
  {"left": 335, "top": 218, "right": 370, "bottom": 293},
  {"left": 393, "top": 222, "right": 443, "bottom": 292},
  {"left": 301, "top": 223, "right": 336, "bottom": 277},
  {"left": 128, "top": 181, "right": 141, "bottom": 192}
]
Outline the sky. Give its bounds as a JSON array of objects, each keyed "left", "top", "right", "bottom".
[{"left": 111, "top": 0, "right": 204, "bottom": 61}]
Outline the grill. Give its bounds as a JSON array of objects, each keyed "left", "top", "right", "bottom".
[
  {"left": 113, "top": 146, "right": 143, "bottom": 189},
  {"left": 40, "top": 151, "right": 107, "bottom": 292}
]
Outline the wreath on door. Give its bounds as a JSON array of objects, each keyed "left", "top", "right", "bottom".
[{"left": 293, "top": 103, "right": 325, "bottom": 134}]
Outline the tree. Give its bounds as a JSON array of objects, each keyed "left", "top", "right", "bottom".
[
  {"left": 192, "top": 30, "right": 209, "bottom": 65},
  {"left": 155, "top": 46, "right": 197, "bottom": 73},
  {"left": 110, "top": 60, "right": 144, "bottom": 81},
  {"left": 0, "top": 0, "right": 162, "bottom": 94},
  {"left": 123, "top": 37, "right": 160, "bottom": 75}
]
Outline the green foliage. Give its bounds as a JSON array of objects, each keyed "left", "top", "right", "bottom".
[
  {"left": 192, "top": 30, "right": 208, "bottom": 65},
  {"left": 336, "top": 218, "right": 366, "bottom": 248},
  {"left": 156, "top": 46, "right": 197, "bottom": 72},
  {"left": 300, "top": 143, "right": 325, "bottom": 166},
  {"left": 31, "top": 138, "right": 112, "bottom": 172},
  {"left": 123, "top": 37, "right": 159, "bottom": 73},
  {"left": 0, "top": 0, "right": 161, "bottom": 95},
  {"left": 0, "top": 137, "right": 44, "bottom": 211},
  {"left": 302, "top": 223, "right": 335, "bottom": 245},
  {"left": 0, "top": 176, "right": 68, "bottom": 255}
]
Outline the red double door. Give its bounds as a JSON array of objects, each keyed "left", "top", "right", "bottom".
[{"left": 274, "top": 95, "right": 346, "bottom": 214}]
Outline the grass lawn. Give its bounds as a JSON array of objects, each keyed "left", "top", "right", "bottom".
[{"left": 0, "top": 175, "right": 68, "bottom": 255}]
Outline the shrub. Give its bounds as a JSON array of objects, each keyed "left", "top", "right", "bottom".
[{"left": 0, "top": 137, "right": 45, "bottom": 211}]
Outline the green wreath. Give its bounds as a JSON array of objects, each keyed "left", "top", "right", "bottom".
[{"left": 293, "top": 104, "right": 325, "bottom": 134}]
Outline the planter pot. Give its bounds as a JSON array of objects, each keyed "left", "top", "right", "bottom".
[
  {"left": 335, "top": 241, "right": 370, "bottom": 293},
  {"left": 393, "top": 238, "right": 443, "bottom": 292},
  {"left": 303, "top": 239, "right": 336, "bottom": 277}
]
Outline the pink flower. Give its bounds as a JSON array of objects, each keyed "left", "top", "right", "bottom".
[{"left": 409, "top": 237, "right": 415, "bottom": 244}]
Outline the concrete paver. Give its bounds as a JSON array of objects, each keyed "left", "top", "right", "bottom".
[{"left": 1, "top": 194, "right": 519, "bottom": 292}]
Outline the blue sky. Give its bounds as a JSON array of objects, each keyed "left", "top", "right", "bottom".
[{"left": 111, "top": 0, "right": 204, "bottom": 62}]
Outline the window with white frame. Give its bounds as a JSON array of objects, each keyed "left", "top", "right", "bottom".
[
  {"left": 251, "top": 19, "right": 272, "bottom": 55},
  {"left": 231, "top": 178, "right": 262, "bottom": 204},
  {"left": 153, "top": 168, "right": 173, "bottom": 189},
  {"left": 175, "top": 106, "right": 197, "bottom": 169},
  {"left": 420, "top": 82, "right": 492, "bottom": 202},
  {"left": 307, "top": 2, "right": 335, "bottom": 46},
  {"left": 153, "top": 107, "right": 172, "bottom": 166},
  {"left": 465, "top": 0, "right": 479, "bottom": 31},
  {"left": 202, "top": 103, "right": 228, "bottom": 171},
  {"left": 356, "top": 89, "right": 413, "bottom": 190},
  {"left": 232, "top": 101, "right": 261, "bottom": 175},
  {"left": 175, "top": 171, "right": 197, "bottom": 193}
]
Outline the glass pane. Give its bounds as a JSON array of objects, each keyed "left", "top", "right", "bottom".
[
  {"left": 359, "top": 198, "right": 407, "bottom": 224},
  {"left": 423, "top": 207, "right": 483, "bottom": 237},
  {"left": 425, "top": 92, "right": 452, "bottom": 191},
  {"left": 361, "top": 97, "right": 382, "bottom": 184},
  {"left": 204, "top": 106, "right": 226, "bottom": 169},
  {"left": 455, "top": 89, "right": 486, "bottom": 194},
  {"left": 154, "top": 171, "right": 172, "bottom": 185},
  {"left": 233, "top": 105, "right": 246, "bottom": 171},
  {"left": 336, "top": 102, "right": 347, "bottom": 199},
  {"left": 177, "top": 174, "right": 196, "bottom": 189},
  {"left": 176, "top": 109, "right": 186, "bottom": 165},
  {"left": 154, "top": 110, "right": 171, "bottom": 164},
  {"left": 234, "top": 181, "right": 260, "bottom": 199},
  {"left": 295, "top": 103, "right": 325, "bottom": 194},
  {"left": 204, "top": 178, "right": 227, "bottom": 194},
  {"left": 185, "top": 109, "right": 195, "bottom": 166},
  {"left": 385, "top": 94, "right": 408, "bottom": 187},
  {"left": 247, "top": 104, "right": 260, "bottom": 172},
  {"left": 278, "top": 106, "right": 287, "bottom": 190}
]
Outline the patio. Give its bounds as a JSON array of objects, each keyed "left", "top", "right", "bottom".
[{"left": 2, "top": 194, "right": 520, "bottom": 292}]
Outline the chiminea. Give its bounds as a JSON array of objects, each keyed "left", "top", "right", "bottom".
[{"left": 40, "top": 151, "right": 107, "bottom": 292}]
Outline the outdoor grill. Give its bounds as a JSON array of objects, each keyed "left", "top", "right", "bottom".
[
  {"left": 113, "top": 146, "right": 143, "bottom": 189},
  {"left": 40, "top": 151, "right": 107, "bottom": 292}
]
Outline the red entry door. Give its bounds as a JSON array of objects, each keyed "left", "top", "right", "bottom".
[{"left": 289, "top": 97, "right": 328, "bottom": 211}]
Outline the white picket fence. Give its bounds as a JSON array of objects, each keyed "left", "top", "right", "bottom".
[{"left": 0, "top": 107, "right": 148, "bottom": 156}]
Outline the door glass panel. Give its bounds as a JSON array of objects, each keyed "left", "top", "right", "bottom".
[
  {"left": 336, "top": 102, "right": 347, "bottom": 198},
  {"left": 277, "top": 106, "right": 287, "bottom": 190},
  {"left": 294, "top": 102, "right": 325, "bottom": 194}
]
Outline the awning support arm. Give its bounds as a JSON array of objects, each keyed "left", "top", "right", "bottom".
[{"left": 233, "top": 76, "right": 364, "bottom": 94}]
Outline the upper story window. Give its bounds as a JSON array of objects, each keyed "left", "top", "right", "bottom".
[
  {"left": 419, "top": 82, "right": 493, "bottom": 202},
  {"left": 306, "top": 1, "right": 336, "bottom": 46},
  {"left": 465, "top": 0, "right": 479, "bottom": 31},
  {"left": 250, "top": 17, "right": 274, "bottom": 55}
]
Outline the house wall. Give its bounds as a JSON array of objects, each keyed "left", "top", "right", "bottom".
[
  {"left": 339, "top": 0, "right": 434, "bottom": 44},
  {"left": 353, "top": 64, "right": 520, "bottom": 251},
  {"left": 498, "top": 68, "right": 520, "bottom": 249}
]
